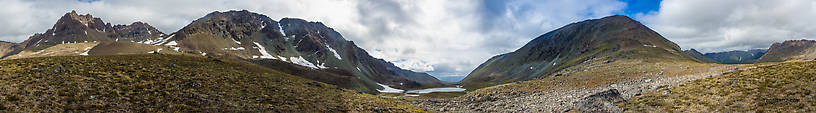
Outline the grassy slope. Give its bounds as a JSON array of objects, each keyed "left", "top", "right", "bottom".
[
  {"left": 0, "top": 54, "right": 425, "bottom": 112},
  {"left": 465, "top": 47, "right": 712, "bottom": 97},
  {"left": 621, "top": 61, "right": 816, "bottom": 112},
  {"left": 3, "top": 42, "right": 100, "bottom": 60}
]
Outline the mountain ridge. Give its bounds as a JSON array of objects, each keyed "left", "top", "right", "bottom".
[
  {"left": 757, "top": 39, "right": 816, "bottom": 62},
  {"left": 1, "top": 10, "right": 445, "bottom": 93},
  {"left": 460, "top": 15, "right": 697, "bottom": 90},
  {"left": 682, "top": 49, "right": 717, "bottom": 63}
]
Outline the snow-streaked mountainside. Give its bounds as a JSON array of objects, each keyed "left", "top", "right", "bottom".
[
  {"left": 0, "top": 10, "right": 445, "bottom": 94},
  {"left": 136, "top": 10, "right": 446, "bottom": 93}
]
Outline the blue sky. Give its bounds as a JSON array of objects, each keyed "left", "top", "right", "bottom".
[
  {"left": 1, "top": 0, "right": 815, "bottom": 82},
  {"left": 619, "top": 0, "right": 662, "bottom": 19}
]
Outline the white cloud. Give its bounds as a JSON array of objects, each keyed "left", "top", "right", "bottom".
[
  {"left": 0, "top": 0, "right": 626, "bottom": 82},
  {"left": 640, "top": 0, "right": 816, "bottom": 53}
]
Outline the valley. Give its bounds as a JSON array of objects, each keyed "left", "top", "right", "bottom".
[{"left": 0, "top": 9, "right": 814, "bottom": 112}]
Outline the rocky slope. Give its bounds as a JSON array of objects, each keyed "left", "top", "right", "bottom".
[
  {"left": 757, "top": 39, "right": 816, "bottom": 62},
  {"left": 683, "top": 49, "right": 717, "bottom": 63},
  {"left": 0, "top": 54, "right": 426, "bottom": 112},
  {"left": 703, "top": 49, "right": 766, "bottom": 64},
  {"left": 460, "top": 15, "right": 695, "bottom": 90},
  {"left": 156, "top": 10, "right": 445, "bottom": 93}
]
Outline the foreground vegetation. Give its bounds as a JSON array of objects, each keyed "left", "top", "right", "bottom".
[
  {"left": 621, "top": 61, "right": 816, "bottom": 112},
  {"left": 0, "top": 54, "right": 425, "bottom": 112}
]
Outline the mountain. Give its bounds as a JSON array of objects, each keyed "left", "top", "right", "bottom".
[
  {"left": 702, "top": 49, "right": 765, "bottom": 64},
  {"left": 0, "top": 41, "right": 21, "bottom": 58},
  {"left": 160, "top": 10, "right": 445, "bottom": 93},
  {"left": 460, "top": 15, "right": 696, "bottom": 90},
  {"left": 19, "top": 10, "right": 165, "bottom": 51},
  {"left": 1, "top": 11, "right": 174, "bottom": 59},
  {"left": 757, "top": 39, "right": 816, "bottom": 62},
  {"left": 1, "top": 10, "right": 444, "bottom": 93},
  {"left": 682, "top": 49, "right": 717, "bottom": 63}
]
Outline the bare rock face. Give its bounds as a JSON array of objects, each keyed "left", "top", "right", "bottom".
[{"left": 758, "top": 39, "right": 816, "bottom": 62}]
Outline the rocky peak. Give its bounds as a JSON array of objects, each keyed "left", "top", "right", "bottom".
[
  {"left": 55, "top": 10, "right": 112, "bottom": 33},
  {"left": 19, "top": 11, "right": 164, "bottom": 49}
]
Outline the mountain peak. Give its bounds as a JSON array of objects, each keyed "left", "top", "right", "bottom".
[{"left": 461, "top": 15, "right": 689, "bottom": 89}]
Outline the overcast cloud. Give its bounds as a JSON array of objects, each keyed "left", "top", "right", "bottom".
[
  {"left": 2, "top": 0, "right": 812, "bottom": 82},
  {"left": 639, "top": 0, "right": 816, "bottom": 53}
]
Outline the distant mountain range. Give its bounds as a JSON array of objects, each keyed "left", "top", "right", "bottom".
[
  {"left": 682, "top": 49, "right": 717, "bottom": 63},
  {"left": 702, "top": 49, "right": 766, "bottom": 64},
  {"left": 0, "top": 10, "right": 445, "bottom": 93}
]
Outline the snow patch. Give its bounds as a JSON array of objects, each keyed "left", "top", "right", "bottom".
[
  {"left": 232, "top": 38, "right": 242, "bottom": 45},
  {"left": 173, "top": 47, "right": 180, "bottom": 52},
  {"left": 224, "top": 47, "right": 245, "bottom": 50},
  {"left": 277, "top": 23, "right": 286, "bottom": 36},
  {"left": 165, "top": 41, "right": 177, "bottom": 46},
  {"left": 326, "top": 45, "right": 342, "bottom": 60},
  {"left": 289, "top": 56, "right": 320, "bottom": 69},
  {"left": 253, "top": 42, "right": 276, "bottom": 59},
  {"left": 79, "top": 47, "right": 92, "bottom": 56},
  {"left": 148, "top": 48, "right": 162, "bottom": 53},
  {"left": 642, "top": 44, "right": 657, "bottom": 48},
  {"left": 376, "top": 83, "right": 404, "bottom": 93},
  {"left": 201, "top": 52, "right": 207, "bottom": 56},
  {"left": 153, "top": 35, "right": 174, "bottom": 45},
  {"left": 84, "top": 31, "right": 87, "bottom": 35}
]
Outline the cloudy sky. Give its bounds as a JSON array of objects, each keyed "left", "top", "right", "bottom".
[{"left": 1, "top": 0, "right": 814, "bottom": 82}]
